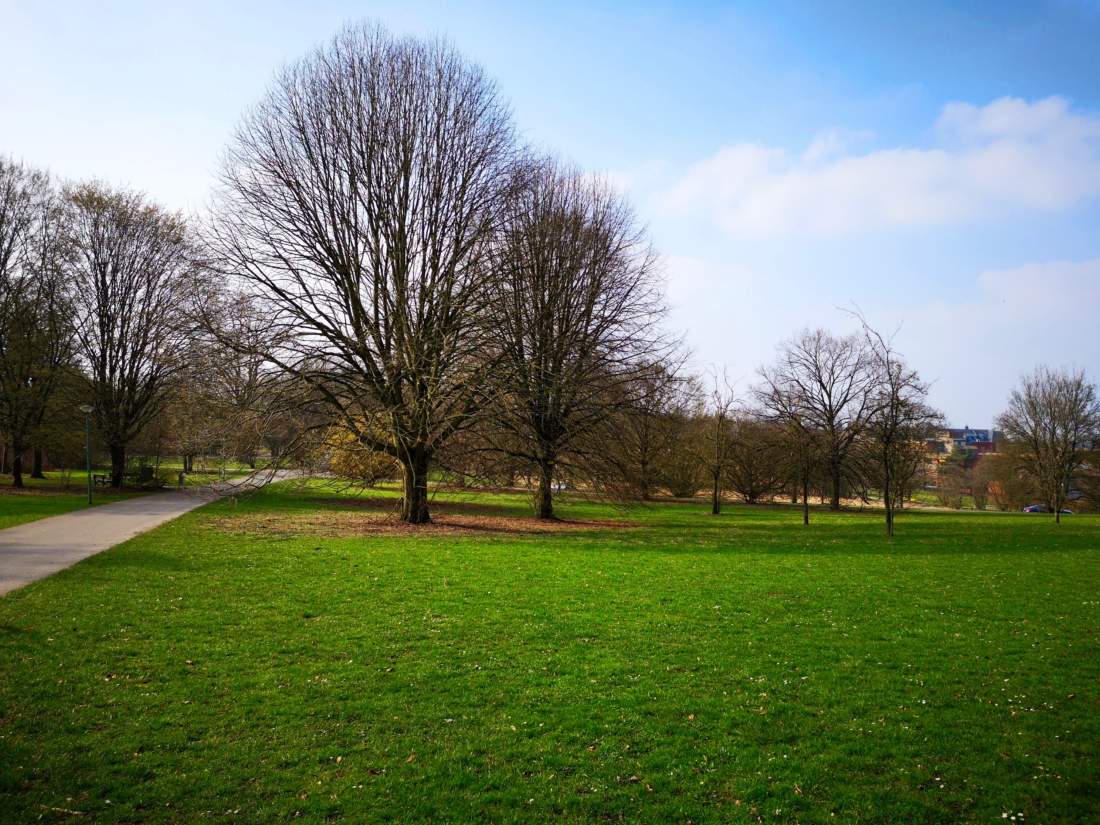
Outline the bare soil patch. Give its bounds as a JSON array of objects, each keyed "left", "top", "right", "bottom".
[{"left": 211, "top": 502, "right": 638, "bottom": 538}]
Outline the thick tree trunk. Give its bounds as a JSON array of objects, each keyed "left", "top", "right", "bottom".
[
  {"left": 830, "top": 463, "right": 842, "bottom": 511},
  {"left": 11, "top": 447, "right": 24, "bottom": 488},
  {"left": 31, "top": 446, "right": 46, "bottom": 479},
  {"left": 536, "top": 459, "right": 555, "bottom": 520},
  {"left": 400, "top": 449, "right": 431, "bottom": 524},
  {"left": 711, "top": 471, "right": 721, "bottom": 515},
  {"left": 109, "top": 443, "right": 126, "bottom": 488}
]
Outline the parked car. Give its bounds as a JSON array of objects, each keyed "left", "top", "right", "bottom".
[{"left": 1022, "top": 504, "right": 1073, "bottom": 514}]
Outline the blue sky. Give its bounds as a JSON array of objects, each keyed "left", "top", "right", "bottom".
[{"left": 3, "top": 0, "right": 1099, "bottom": 425}]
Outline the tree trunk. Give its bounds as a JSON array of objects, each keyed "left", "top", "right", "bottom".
[
  {"left": 884, "top": 455, "right": 893, "bottom": 539},
  {"left": 109, "top": 443, "right": 126, "bottom": 488},
  {"left": 801, "top": 475, "right": 810, "bottom": 526},
  {"left": 830, "top": 463, "right": 842, "bottom": 511},
  {"left": 536, "top": 458, "right": 555, "bottom": 520},
  {"left": 400, "top": 448, "right": 431, "bottom": 524},
  {"left": 31, "top": 446, "right": 46, "bottom": 479},
  {"left": 11, "top": 447, "right": 24, "bottom": 488},
  {"left": 711, "top": 471, "right": 721, "bottom": 515}
]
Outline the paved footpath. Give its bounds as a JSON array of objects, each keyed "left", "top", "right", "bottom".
[{"left": 0, "top": 471, "right": 288, "bottom": 597}]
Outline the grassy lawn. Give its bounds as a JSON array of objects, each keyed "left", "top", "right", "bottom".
[
  {"left": 0, "top": 473, "right": 144, "bottom": 530},
  {"left": 1, "top": 482, "right": 1098, "bottom": 822}
]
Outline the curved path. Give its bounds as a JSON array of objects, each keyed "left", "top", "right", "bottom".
[{"left": 0, "top": 471, "right": 289, "bottom": 597}]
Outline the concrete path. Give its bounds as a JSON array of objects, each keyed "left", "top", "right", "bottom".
[{"left": 0, "top": 471, "right": 289, "bottom": 597}]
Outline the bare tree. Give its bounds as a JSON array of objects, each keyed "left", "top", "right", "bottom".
[
  {"left": 724, "top": 417, "right": 785, "bottom": 504},
  {"left": 858, "top": 320, "right": 942, "bottom": 536},
  {"left": 209, "top": 22, "right": 516, "bottom": 523},
  {"left": 0, "top": 159, "right": 72, "bottom": 487},
  {"left": 484, "top": 160, "right": 667, "bottom": 519},
  {"left": 759, "top": 329, "right": 874, "bottom": 510},
  {"left": 618, "top": 361, "right": 693, "bottom": 500},
  {"left": 698, "top": 372, "right": 737, "bottom": 515},
  {"left": 755, "top": 373, "right": 821, "bottom": 525},
  {"left": 66, "top": 183, "right": 195, "bottom": 487},
  {"left": 997, "top": 366, "right": 1100, "bottom": 523}
]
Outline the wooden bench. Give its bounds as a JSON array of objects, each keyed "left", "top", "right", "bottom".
[{"left": 92, "top": 474, "right": 111, "bottom": 487}]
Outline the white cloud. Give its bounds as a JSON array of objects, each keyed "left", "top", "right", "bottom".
[
  {"left": 662, "top": 254, "right": 1100, "bottom": 425},
  {"left": 663, "top": 96, "right": 1100, "bottom": 235},
  {"left": 892, "top": 258, "right": 1100, "bottom": 425}
]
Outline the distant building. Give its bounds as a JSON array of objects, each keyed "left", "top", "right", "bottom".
[
  {"left": 922, "top": 425, "right": 1000, "bottom": 485},
  {"left": 945, "top": 426, "right": 994, "bottom": 449}
]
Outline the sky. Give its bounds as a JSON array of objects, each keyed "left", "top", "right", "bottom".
[{"left": 2, "top": 0, "right": 1098, "bottom": 426}]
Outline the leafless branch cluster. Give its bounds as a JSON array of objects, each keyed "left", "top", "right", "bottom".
[{"left": 998, "top": 366, "right": 1100, "bottom": 523}]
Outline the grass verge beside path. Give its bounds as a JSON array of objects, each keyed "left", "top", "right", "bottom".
[
  {"left": 1, "top": 481, "right": 1098, "bottom": 822},
  {"left": 0, "top": 473, "right": 145, "bottom": 530}
]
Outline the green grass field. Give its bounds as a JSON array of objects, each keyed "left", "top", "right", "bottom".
[
  {"left": 0, "top": 473, "right": 143, "bottom": 530},
  {"left": 1, "top": 482, "right": 1097, "bottom": 822}
]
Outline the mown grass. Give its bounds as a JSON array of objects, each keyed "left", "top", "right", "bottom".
[
  {"left": 1, "top": 481, "right": 1098, "bottom": 823},
  {"left": 0, "top": 473, "right": 143, "bottom": 530}
]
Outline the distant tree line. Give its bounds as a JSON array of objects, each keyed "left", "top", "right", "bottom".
[{"left": 1, "top": 20, "right": 1097, "bottom": 534}]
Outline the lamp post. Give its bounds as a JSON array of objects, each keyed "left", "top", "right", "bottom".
[{"left": 78, "top": 404, "right": 93, "bottom": 506}]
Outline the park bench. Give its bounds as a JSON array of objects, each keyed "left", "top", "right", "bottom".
[{"left": 92, "top": 474, "right": 110, "bottom": 487}]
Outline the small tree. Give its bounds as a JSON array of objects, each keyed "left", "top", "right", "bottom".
[
  {"left": 997, "top": 366, "right": 1100, "bottom": 523},
  {"left": 651, "top": 380, "right": 706, "bottom": 498},
  {"left": 935, "top": 451, "right": 968, "bottom": 509},
  {"left": 759, "top": 329, "right": 875, "bottom": 511},
  {"left": 697, "top": 373, "right": 736, "bottom": 515},
  {"left": 724, "top": 418, "right": 785, "bottom": 504},
  {"left": 859, "top": 319, "right": 942, "bottom": 536},
  {"left": 617, "top": 361, "right": 692, "bottom": 500},
  {"left": 756, "top": 367, "right": 822, "bottom": 526},
  {"left": 983, "top": 449, "right": 1038, "bottom": 512}
]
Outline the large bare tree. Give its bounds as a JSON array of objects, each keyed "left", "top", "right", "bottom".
[
  {"left": 0, "top": 159, "right": 72, "bottom": 487},
  {"left": 67, "top": 183, "right": 194, "bottom": 487},
  {"left": 484, "top": 160, "right": 667, "bottom": 519},
  {"left": 997, "top": 366, "right": 1100, "bottom": 523},
  {"left": 209, "top": 22, "right": 516, "bottom": 523},
  {"left": 759, "top": 329, "right": 874, "bottom": 510}
]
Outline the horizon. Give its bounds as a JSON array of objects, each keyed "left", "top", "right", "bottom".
[{"left": 3, "top": 0, "right": 1098, "bottom": 425}]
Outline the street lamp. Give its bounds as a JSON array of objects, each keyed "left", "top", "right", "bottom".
[{"left": 78, "top": 404, "right": 93, "bottom": 506}]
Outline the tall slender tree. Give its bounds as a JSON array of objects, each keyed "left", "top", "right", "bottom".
[
  {"left": 67, "top": 183, "right": 194, "bottom": 487},
  {"left": 0, "top": 158, "right": 72, "bottom": 487},
  {"left": 484, "top": 160, "right": 667, "bottom": 519},
  {"left": 858, "top": 319, "right": 942, "bottom": 537}
]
